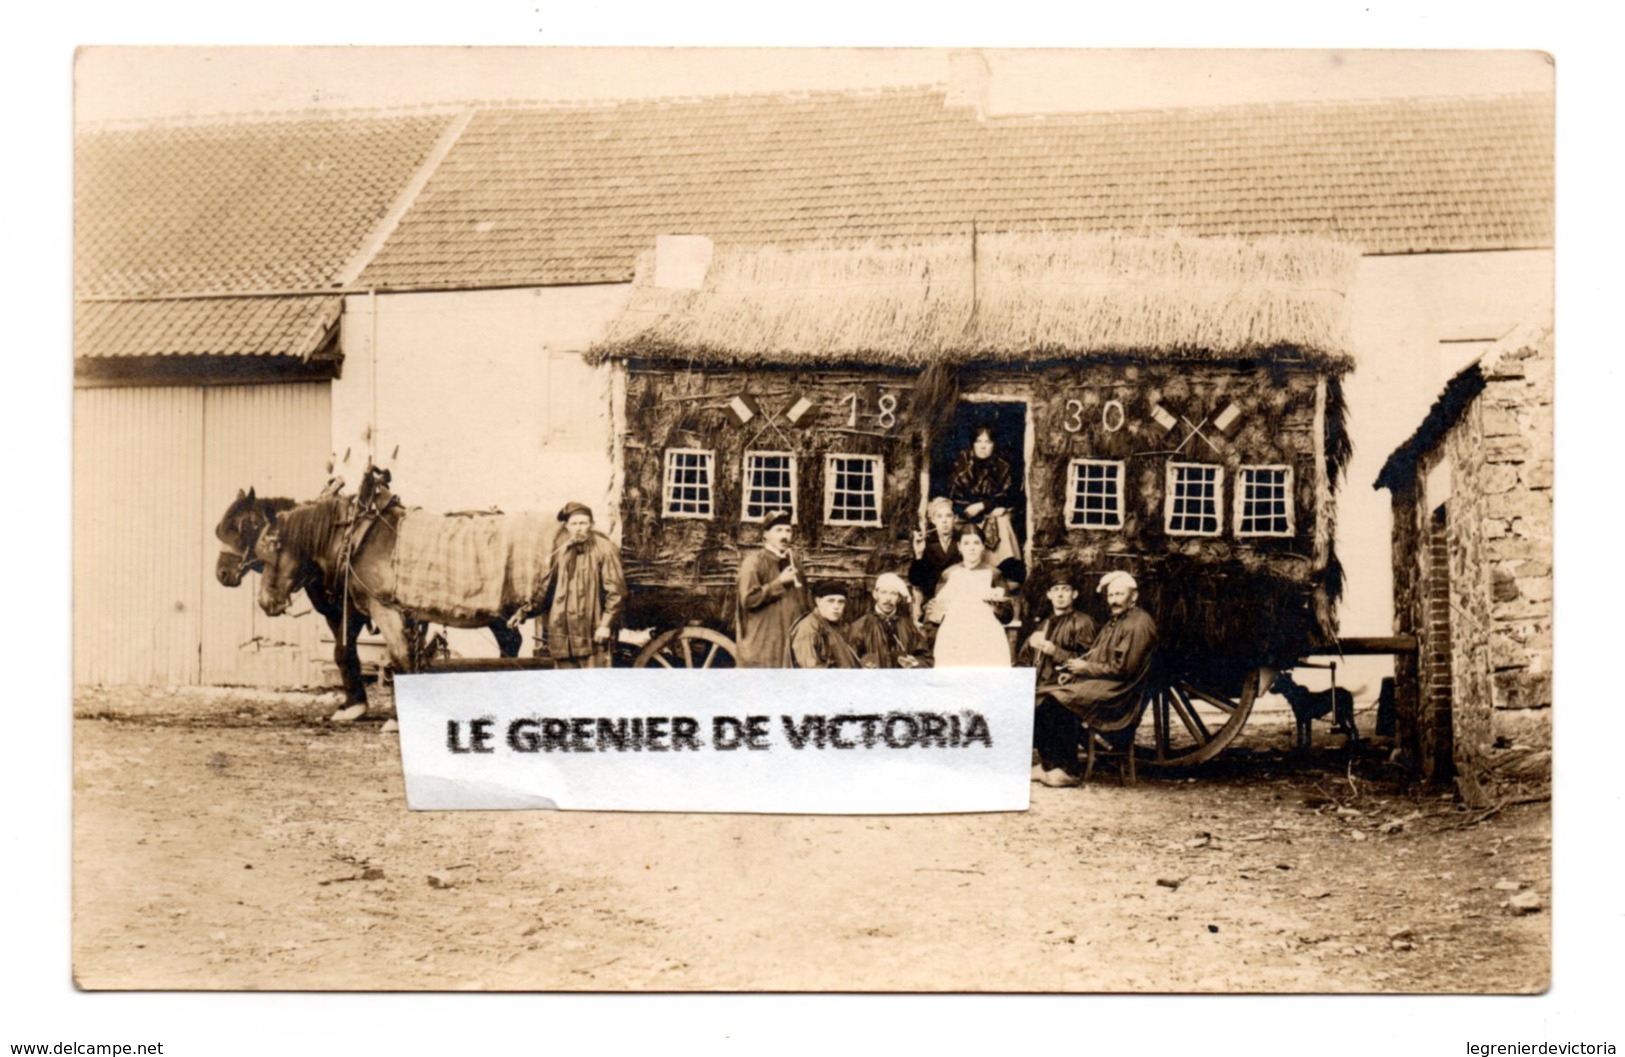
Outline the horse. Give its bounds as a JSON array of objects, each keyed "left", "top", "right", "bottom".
[
  {"left": 251, "top": 494, "right": 545, "bottom": 692},
  {"left": 214, "top": 488, "right": 524, "bottom": 712}
]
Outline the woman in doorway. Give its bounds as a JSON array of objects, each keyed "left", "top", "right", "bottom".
[
  {"left": 949, "top": 424, "right": 1019, "bottom": 564},
  {"left": 927, "top": 524, "right": 1014, "bottom": 668}
]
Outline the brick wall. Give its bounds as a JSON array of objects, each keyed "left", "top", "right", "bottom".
[{"left": 1424, "top": 507, "right": 1457, "bottom": 781}]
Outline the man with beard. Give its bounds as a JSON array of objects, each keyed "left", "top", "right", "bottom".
[
  {"left": 845, "top": 572, "right": 931, "bottom": 669},
  {"left": 1033, "top": 570, "right": 1157, "bottom": 786}
]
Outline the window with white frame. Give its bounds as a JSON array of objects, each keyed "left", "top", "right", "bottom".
[
  {"left": 1065, "top": 459, "right": 1125, "bottom": 529},
  {"left": 662, "top": 448, "right": 715, "bottom": 518},
  {"left": 742, "top": 451, "right": 797, "bottom": 522},
  {"left": 823, "top": 454, "right": 883, "bottom": 525},
  {"left": 1165, "top": 462, "right": 1223, "bottom": 536},
  {"left": 1235, "top": 465, "right": 1294, "bottom": 537}
]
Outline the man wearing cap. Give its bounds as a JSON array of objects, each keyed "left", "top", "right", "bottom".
[
  {"left": 537, "top": 502, "right": 627, "bottom": 669},
  {"left": 1022, "top": 571, "right": 1100, "bottom": 786},
  {"left": 845, "top": 572, "right": 931, "bottom": 669},
  {"left": 788, "top": 581, "right": 862, "bottom": 668},
  {"left": 1020, "top": 571, "right": 1099, "bottom": 686},
  {"left": 1033, "top": 571, "right": 1158, "bottom": 785},
  {"left": 735, "top": 511, "right": 810, "bottom": 668}
]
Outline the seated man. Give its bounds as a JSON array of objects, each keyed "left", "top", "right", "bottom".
[
  {"left": 1032, "top": 570, "right": 1157, "bottom": 787},
  {"left": 845, "top": 572, "right": 931, "bottom": 669},
  {"left": 1019, "top": 570, "right": 1099, "bottom": 684},
  {"left": 788, "top": 581, "right": 862, "bottom": 669}
]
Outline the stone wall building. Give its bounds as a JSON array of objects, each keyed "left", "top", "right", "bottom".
[{"left": 1375, "top": 325, "right": 1553, "bottom": 795}]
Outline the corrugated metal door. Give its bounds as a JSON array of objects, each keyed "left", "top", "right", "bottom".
[
  {"left": 199, "top": 383, "right": 334, "bottom": 688},
  {"left": 74, "top": 382, "right": 334, "bottom": 688},
  {"left": 73, "top": 387, "right": 205, "bottom": 686}
]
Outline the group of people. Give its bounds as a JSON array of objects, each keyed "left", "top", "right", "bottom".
[
  {"left": 529, "top": 418, "right": 1158, "bottom": 786},
  {"left": 735, "top": 505, "right": 1159, "bottom": 788}
]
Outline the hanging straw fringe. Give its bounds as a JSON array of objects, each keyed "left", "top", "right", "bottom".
[{"left": 587, "top": 232, "right": 1359, "bottom": 369}]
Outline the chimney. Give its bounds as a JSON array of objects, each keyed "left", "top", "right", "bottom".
[
  {"left": 652, "top": 234, "right": 714, "bottom": 290},
  {"left": 945, "top": 49, "right": 991, "bottom": 119}
]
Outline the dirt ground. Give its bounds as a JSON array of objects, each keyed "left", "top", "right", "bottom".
[{"left": 72, "top": 684, "right": 1549, "bottom": 993}]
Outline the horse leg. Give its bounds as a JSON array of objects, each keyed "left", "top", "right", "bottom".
[
  {"left": 322, "top": 607, "right": 367, "bottom": 706},
  {"left": 369, "top": 605, "right": 416, "bottom": 677},
  {"left": 490, "top": 618, "right": 524, "bottom": 658},
  {"left": 327, "top": 606, "right": 376, "bottom": 724}
]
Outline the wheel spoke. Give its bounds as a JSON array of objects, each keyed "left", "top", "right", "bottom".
[
  {"left": 652, "top": 653, "right": 674, "bottom": 669},
  {"left": 1166, "top": 685, "right": 1210, "bottom": 743},
  {"left": 1178, "top": 680, "right": 1238, "bottom": 715},
  {"left": 681, "top": 635, "right": 694, "bottom": 668},
  {"left": 701, "top": 642, "right": 718, "bottom": 668}
]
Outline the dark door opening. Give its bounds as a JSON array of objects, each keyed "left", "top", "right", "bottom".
[{"left": 929, "top": 400, "right": 1028, "bottom": 556}]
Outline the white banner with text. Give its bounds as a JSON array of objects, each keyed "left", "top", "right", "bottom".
[{"left": 395, "top": 668, "right": 1036, "bottom": 813}]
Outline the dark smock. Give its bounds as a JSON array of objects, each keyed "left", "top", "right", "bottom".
[
  {"left": 539, "top": 530, "right": 626, "bottom": 663},
  {"left": 907, "top": 531, "right": 961, "bottom": 602},
  {"left": 1020, "top": 608, "right": 1100, "bottom": 768},
  {"left": 788, "top": 613, "right": 862, "bottom": 669},
  {"left": 1035, "top": 605, "right": 1157, "bottom": 772},
  {"left": 845, "top": 609, "right": 932, "bottom": 669},
  {"left": 948, "top": 450, "right": 1014, "bottom": 522},
  {"left": 1018, "top": 609, "right": 1099, "bottom": 686},
  {"left": 735, "top": 548, "right": 810, "bottom": 669}
]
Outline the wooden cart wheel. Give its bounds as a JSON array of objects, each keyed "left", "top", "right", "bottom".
[
  {"left": 632, "top": 626, "right": 738, "bottom": 670},
  {"left": 1134, "top": 665, "right": 1270, "bottom": 767}
]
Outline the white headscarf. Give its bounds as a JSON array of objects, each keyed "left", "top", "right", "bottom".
[
  {"left": 1097, "top": 570, "right": 1138, "bottom": 595},
  {"left": 873, "top": 572, "right": 910, "bottom": 598}
]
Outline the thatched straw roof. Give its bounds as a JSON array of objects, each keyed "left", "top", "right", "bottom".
[{"left": 587, "top": 233, "right": 1359, "bottom": 369}]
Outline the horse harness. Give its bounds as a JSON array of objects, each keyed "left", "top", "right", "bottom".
[
  {"left": 257, "top": 491, "right": 403, "bottom": 651},
  {"left": 224, "top": 517, "right": 267, "bottom": 582}
]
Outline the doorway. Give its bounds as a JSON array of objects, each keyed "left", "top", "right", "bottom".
[{"left": 928, "top": 400, "right": 1029, "bottom": 557}]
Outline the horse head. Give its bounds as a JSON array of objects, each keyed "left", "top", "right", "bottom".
[
  {"left": 253, "top": 498, "right": 345, "bottom": 618},
  {"left": 253, "top": 515, "right": 301, "bottom": 617},
  {"left": 215, "top": 488, "right": 269, "bottom": 587}
]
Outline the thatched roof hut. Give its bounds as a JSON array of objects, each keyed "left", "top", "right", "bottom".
[
  {"left": 589, "top": 231, "right": 1358, "bottom": 369},
  {"left": 596, "top": 232, "right": 1358, "bottom": 669}
]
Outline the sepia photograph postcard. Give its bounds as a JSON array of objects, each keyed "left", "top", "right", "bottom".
[{"left": 68, "top": 45, "right": 1556, "bottom": 998}]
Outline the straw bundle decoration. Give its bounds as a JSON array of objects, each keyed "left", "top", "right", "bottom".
[{"left": 588, "top": 232, "right": 1359, "bottom": 369}]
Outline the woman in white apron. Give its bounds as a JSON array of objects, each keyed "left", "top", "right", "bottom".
[{"left": 927, "top": 525, "right": 1014, "bottom": 668}]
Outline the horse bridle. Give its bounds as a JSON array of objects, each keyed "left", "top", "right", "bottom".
[
  {"left": 253, "top": 524, "right": 321, "bottom": 598},
  {"left": 222, "top": 518, "right": 268, "bottom": 581}
]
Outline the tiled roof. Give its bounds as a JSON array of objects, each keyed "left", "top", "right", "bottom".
[
  {"left": 358, "top": 88, "right": 1553, "bottom": 289},
  {"left": 75, "top": 297, "right": 341, "bottom": 359},
  {"left": 75, "top": 113, "right": 454, "bottom": 298}
]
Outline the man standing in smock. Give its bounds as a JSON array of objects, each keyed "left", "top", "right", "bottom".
[
  {"left": 734, "top": 510, "right": 810, "bottom": 668},
  {"left": 539, "top": 501, "right": 627, "bottom": 669}
]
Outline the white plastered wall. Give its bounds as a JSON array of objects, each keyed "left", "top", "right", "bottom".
[
  {"left": 332, "top": 283, "right": 631, "bottom": 656},
  {"left": 1341, "top": 248, "right": 1553, "bottom": 637}
]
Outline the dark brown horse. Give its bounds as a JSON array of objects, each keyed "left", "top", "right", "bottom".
[
  {"left": 215, "top": 488, "right": 523, "bottom": 710},
  {"left": 251, "top": 494, "right": 542, "bottom": 689}
]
